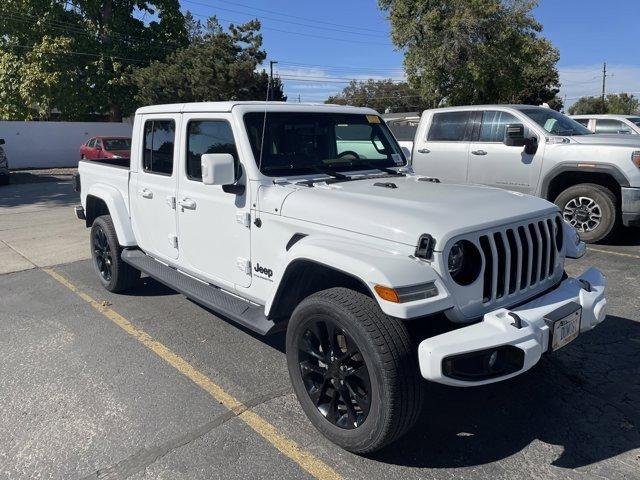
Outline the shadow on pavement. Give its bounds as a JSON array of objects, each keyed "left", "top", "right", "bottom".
[
  {"left": 0, "top": 179, "right": 78, "bottom": 208},
  {"left": 370, "top": 314, "right": 640, "bottom": 470},
  {"left": 605, "top": 227, "right": 640, "bottom": 246}
]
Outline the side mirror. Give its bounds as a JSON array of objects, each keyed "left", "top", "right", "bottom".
[
  {"left": 0, "top": 139, "right": 5, "bottom": 146},
  {"left": 524, "top": 137, "right": 538, "bottom": 155},
  {"left": 96, "top": 145, "right": 102, "bottom": 150},
  {"left": 401, "top": 146, "right": 412, "bottom": 160},
  {"left": 201, "top": 153, "right": 236, "bottom": 186},
  {"left": 504, "top": 123, "right": 526, "bottom": 147}
]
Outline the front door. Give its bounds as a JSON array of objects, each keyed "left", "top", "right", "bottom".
[
  {"left": 412, "top": 110, "right": 472, "bottom": 184},
  {"left": 130, "top": 115, "right": 179, "bottom": 260},
  {"left": 177, "top": 114, "right": 251, "bottom": 288},
  {"left": 467, "top": 110, "right": 542, "bottom": 194}
]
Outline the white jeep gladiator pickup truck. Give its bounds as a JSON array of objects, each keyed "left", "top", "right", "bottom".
[
  {"left": 74, "top": 102, "right": 606, "bottom": 453},
  {"left": 409, "top": 105, "right": 640, "bottom": 243}
]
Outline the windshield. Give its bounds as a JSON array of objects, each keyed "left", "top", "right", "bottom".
[
  {"left": 628, "top": 117, "right": 640, "bottom": 127},
  {"left": 243, "top": 112, "right": 406, "bottom": 176},
  {"left": 104, "top": 138, "right": 131, "bottom": 151},
  {"left": 520, "top": 108, "right": 592, "bottom": 136}
]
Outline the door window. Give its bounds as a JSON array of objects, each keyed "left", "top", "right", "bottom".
[
  {"left": 88, "top": 138, "right": 96, "bottom": 148},
  {"left": 143, "top": 120, "right": 176, "bottom": 175},
  {"left": 186, "top": 120, "right": 238, "bottom": 180},
  {"left": 427, "top": 111, "right": 471, "bottom": 141},
  {"left": 478, "top": 111, "right": 520, "bottom": 142},
  {"left": 573, "top": 118, "right": 590, "bottom": 127},
  {"left": 95, "top": 139, "right": 103, "bottom": 149},
  {"left": 595, "top": 119, "right": 632, "bottom": 134}
]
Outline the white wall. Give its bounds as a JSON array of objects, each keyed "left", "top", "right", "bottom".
[{"left": 0, "top": 121, "right": 133, "bottom": 169}]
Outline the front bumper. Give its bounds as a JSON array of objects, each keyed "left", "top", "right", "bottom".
[
  {"left": 621, "top": 187, "right": 640, "bottom": 227},
  {"left": 418, "top": 267, "right": 606, "bottom": 386}
]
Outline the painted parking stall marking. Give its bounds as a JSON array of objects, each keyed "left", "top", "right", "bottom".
[{"left": 42, "top": 267, "right": 342, "bottom": 480}]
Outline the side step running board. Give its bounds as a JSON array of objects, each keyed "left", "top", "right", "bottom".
[{"left": 121, "top": 249, "right": 282, "bottom": 336}]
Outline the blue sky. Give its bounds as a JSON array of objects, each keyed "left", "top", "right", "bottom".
[{"left": 179, "top": 0, "right": 640, "bottom": 108}]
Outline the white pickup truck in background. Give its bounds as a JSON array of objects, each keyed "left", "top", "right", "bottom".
[
  {"left": 397, "top": 105, "right": 640, "bottom": 243},
  {"left": 74, "top": 101, "right": 606, "bottom": 453}
]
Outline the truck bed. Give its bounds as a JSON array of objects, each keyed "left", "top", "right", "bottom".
[{"left": 77, "top": 159, "right": 131, "bottom": 215}]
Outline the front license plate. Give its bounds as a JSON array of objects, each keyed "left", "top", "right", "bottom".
[{"left": 544, "top": 302, "right": 582, "bottom": 351}]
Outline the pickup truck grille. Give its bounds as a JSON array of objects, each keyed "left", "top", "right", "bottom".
[{"left": 478, "top": 214, "right": 563, "bottom": 305}]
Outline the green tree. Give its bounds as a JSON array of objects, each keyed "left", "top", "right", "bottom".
[
  {"left": 568, "top": 93, "right": 640, "bottom": 115},
  {"left": 326, "top": 79, "right": 425, "bottom": 112},
  {"left": 567, "top": 96, "right": 603, "bottom": 115},
  {"left": 606, "top": 93, "right": 639, "bottom": 115},
  {"left": 130, "top": 18, "right": 286, "bottom": 106},
  {"left": 0, "top": 51, "right": 30, "bottom": 120},
  {"left": 0, "top": 0, "right": 188, "bottom": 120},
  {"left": 378, "top": 0, "right": 560, "bottom": 107}
]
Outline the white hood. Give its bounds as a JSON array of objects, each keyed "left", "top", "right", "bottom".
[
  {"left": 279, "top": 176, "right": 558, "bottom": 249},
  {"left": 568, "top": 134, "right": 640, "bottom": 148}
]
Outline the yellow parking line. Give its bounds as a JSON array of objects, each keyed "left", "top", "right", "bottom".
[
  {"left": 588, "top": 247, "right": 640, "bottom": 260},
  {"left": 43, "top": 267, "right": 342, "bottom": 480}
]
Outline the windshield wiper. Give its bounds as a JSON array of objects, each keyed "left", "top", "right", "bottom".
[
  {"left": 326, "top": 160, "right": 401, "bottom": 176},
  {"left": 263, "top": 164, "right": 350, "bottom": 181}
]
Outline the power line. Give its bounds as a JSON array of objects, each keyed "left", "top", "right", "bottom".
[
  {"left": 211, "top": 0, "right": 386, "bottom": 34},
  {"left": 10, "top": 44, "right": 147, "bottom": 63},
  {"left": 280, "top": 74, "right": 405, "bottom": 83},
  {"left": 181, "top": 0, "right": 386, "bottom": 38}
]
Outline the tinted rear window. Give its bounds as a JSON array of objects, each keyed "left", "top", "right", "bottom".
[{"left": 427, "top": 111, "right": 471, "bottom": 141}]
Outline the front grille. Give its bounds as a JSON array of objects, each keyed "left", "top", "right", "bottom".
[{"left": 478, "top": 215, "right": 562, "bottom": 305}]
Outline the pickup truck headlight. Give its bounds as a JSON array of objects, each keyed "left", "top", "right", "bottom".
[
  {"left": 632, "top": 151, "right": 640, "bottom": 168},
  {"left": 448, "top": 240, "right": 482, "bottom": 285}
]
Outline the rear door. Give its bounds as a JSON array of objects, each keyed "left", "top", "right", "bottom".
[
  {"left": 176, "top": 113, "right": 251, "bottom": 288},
  {"left": 130, "top": 115, "right": 180, "bottom": 260},
  {"left": 467, "top": 109, "right": 542, "bottom": 194},
  {"left": 595, "top": 118, "right": 633, "bottom": 135},
  {"left": 412, "top": 110, "right": 472, "bottom": 183}
]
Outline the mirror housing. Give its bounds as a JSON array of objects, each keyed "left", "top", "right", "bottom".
[
  {"left": 401, "top": 146, "right": 412, "bottom": 160},
  {"left": 201, "top": 153, "right": 236, "bottom": 186},
  {"left": 504, "top": 123, "right": 538, "bottom": 155},
  {"left": 0, "top": 139, "right": 5, "bottom": 146},
  {"left": 504, "top": 123, "right": 527, "bottom": 147}
]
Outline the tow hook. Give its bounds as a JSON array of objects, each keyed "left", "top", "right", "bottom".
[
  {"left": 508, "top": 312, "right": 523, "bottom": 329},
  {"left": 579, "top": 279, "right": 592, "bottom": 292}
]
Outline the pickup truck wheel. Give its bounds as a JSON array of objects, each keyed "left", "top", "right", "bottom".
[
  {"left": 90, "top": 215, "right": 140, "bottom": 292},
  {"left": 555, "top": 183, "right": 618, "bottom": 243},
  {"left": 286, "top": 287, "right": 424, "bottom": 453}
]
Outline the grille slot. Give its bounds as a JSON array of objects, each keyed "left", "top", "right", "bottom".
[{"left": 477, "top": 215, "right": 561, "bottom": 305}]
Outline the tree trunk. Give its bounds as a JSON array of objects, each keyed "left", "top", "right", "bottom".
[{"left": 109, "top": 103, "right": 122, "bottom": 122}]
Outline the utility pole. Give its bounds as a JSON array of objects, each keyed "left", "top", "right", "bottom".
[
  {"left": 269, "top": 60, "right": 278, "bottom": 101},
  {"left": 601, "top": 62, "right": 607, "bottom": 114}
]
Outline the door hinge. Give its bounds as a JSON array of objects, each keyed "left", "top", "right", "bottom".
[
  {"left": 166, "top": 195, "right": 176, "bottom": 209},
  {"left": 169, "top": 234, "right": 178, "bottom": 249},
  {"left": 237, "top": 257, "right": 251, "bottom": 275},
  {"left": 236, "top": 211, "right": 251, "bottom": 228}
]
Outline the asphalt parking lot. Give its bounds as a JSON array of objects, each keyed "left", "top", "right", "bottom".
[{"left": 1, "top": 174, "right": 639, "bottom": 480}]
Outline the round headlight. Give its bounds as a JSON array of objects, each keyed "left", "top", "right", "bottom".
[
  {"left": 448, "top": 242, "right": 465, "bottom": 277},
  {"left": 447, "top": 240, "right": 482, "bottom": 286}
]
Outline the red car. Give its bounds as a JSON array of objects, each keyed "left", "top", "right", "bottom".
[{"left": 80, "top": 136, "right": 131, "bottom": 161}]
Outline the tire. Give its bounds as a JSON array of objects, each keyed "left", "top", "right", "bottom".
[
  {"left": 90, "top": 215, "right": 140, "bottom": 292},
  {"left": 554, "top": 183, "right": 618, "bottom": 243},
  {"left": 286, "top": 287, "right": 425, "bottom": 453}
]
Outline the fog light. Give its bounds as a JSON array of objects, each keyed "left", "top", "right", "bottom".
[{"left": 442, "top": 346, "right": 525, "bottom": 381}]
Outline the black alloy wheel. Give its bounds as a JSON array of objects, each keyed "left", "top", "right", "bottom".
[
  {"left": 298, "top": 319, "right": 371, "bottom": 429},
  {"left": 92, "top": 224, "right": 113, "bottom": 282}
]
